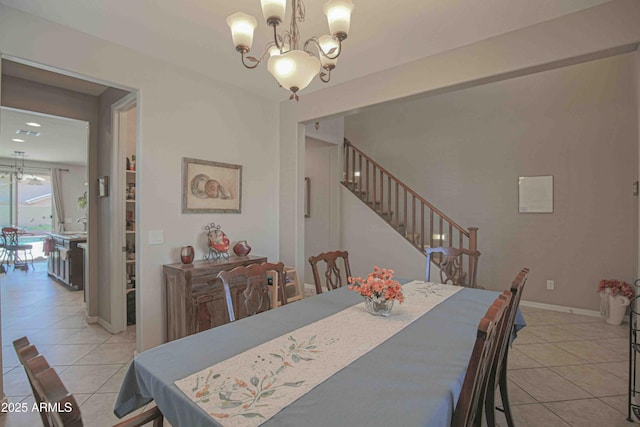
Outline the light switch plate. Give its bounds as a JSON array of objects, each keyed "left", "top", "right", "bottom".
[{"left": 149, "top": 230, "right": 164, "bottom": 245}]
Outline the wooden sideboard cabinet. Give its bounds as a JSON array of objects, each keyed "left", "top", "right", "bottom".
[{"left": 164, "top": 255, "right": 267, "bottom": 342}]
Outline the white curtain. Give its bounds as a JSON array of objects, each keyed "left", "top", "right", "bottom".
[{"left": 51, "top": 168, "right": 66, "bottom": 232}]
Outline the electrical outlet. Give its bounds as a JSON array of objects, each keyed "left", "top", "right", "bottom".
[{"left": 546, "top": 280, "right": 554, "bottom": 290}]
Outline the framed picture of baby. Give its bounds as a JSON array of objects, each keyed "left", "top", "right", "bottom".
[{"left": 182, "top": 157, "right": 242, "bottom": 213}]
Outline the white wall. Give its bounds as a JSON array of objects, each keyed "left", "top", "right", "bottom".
[
  {"left": 0, "top": 4, "right": 279, "bottom": 350},
  {"left": 345, "top": 53, "right": 638, "bottom": 311},
  {"left": 304, "top": 138, "right": 338, "bottom": 284},
  {"left": 278, "top": 0, "right": 640, "bottom": 297},
  {"left": 341, "top": 186, "right": 426, "bottom": 280}
]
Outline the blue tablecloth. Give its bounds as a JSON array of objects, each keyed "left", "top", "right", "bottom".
[{"left": 115, "top": 285, "right": 525, "bottom": 427}]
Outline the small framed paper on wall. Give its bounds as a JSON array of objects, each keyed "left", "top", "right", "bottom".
[{"left": 518, "top": 176, "right": 553, "bottom": 213}]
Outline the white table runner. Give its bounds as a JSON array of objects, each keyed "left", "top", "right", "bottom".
[{"left": 175, "top": 281, "right": 462, "bottom": 427}]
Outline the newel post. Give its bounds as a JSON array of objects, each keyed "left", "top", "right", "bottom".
[{"left": 468, "top": 227, "right": 478, "bottom": 285}]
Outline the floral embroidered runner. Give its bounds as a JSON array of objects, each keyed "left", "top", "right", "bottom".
[{"left": 175, "top": 281, "right": 462, "bottom": 427}]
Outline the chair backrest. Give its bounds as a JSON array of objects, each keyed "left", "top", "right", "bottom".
[
  {"left": 425, "top": 247, "right": 480, "bottom": 288},
  {"left": 14, "top": 336, "right": 163, "bottom": 427},
  {"left": 488, "top": 268, "right": 529, "bottom": 393},
  {"left": 2, "top": 227, "right": 19, "bottom": 247},
  {"left": 451, "top": 294, "right": 507, "bottom": 427},
  {"left": 218, "top": 262, "right": 286, "bottom": 322},
  {"left": 308, "top": 250, "right": 351, "bottom": 294},
  {"left": 13, "top": 337, "right": 83, "bottom": 427}
]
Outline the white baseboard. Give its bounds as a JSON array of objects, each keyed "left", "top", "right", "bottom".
[
  {"left": 97, "top": 318, "right": 116, "bottom": 333},
  {"left": 520, "top": 299, "right": 601, "bottom": 318},
  {"left": 85, "top": 314, "right": 98, "bottom": 324}
]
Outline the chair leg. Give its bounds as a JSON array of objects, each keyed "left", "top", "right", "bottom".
[
  {"left": 485, "top": 382, "right": 497, "bottom": 427},
  {"left": 498, "top": 364, "right": 515, "bottom": 427}
]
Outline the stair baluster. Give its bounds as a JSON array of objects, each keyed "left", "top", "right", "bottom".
[{"left": 342, "top": 138, "right": 479, "bottom": 282}]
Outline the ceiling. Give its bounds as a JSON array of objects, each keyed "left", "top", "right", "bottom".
[
  {"left": 0, "top": 108, "right": 89, "bottom": 166},
  {"left": 0, "top": 0, "right": 611, "bottom": 101}
]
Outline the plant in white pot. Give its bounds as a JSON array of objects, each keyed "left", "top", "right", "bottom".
[{"left": 598, "top": 279, "right": 633, "bottom": 325}]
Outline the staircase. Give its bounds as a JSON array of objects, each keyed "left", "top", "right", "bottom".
[{"left": 342, "top": 138, "right": 478, "bottom": 276}]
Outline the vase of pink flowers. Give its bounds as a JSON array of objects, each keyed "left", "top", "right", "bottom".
[
  {"left": 598, "top": 279, "right": 633, "bottom": 325},
  {"left": 348, "top": 266, "right": 404, "bottom": 317}
]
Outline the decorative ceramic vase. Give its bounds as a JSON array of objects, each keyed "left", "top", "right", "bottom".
[
  {"left": 599, "top": 288, "right": 611, "bottom": 319},
  {"left": 180, "top": 246, "right": 195, "bottom": 264},
  {"left": 363, "top": 297, "right": 394, "bottom": 317},
  {"left": 606, "top": 294, "right": 630, "bottom": 325},
  {"left": 233, "top": 240, "right": 252, "bottom": 256}
]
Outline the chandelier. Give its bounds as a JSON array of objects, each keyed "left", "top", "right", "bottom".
[
  {"left": 227, "top": 0, "right": 354, "bottom": 101},
  {"left": 13, "top": 151, "right": 25, "bottom": 180}
]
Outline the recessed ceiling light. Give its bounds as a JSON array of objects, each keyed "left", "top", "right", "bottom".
[
  {"left": 25, "top": 122, "right": 41, "bottom": 127},
  {"left": 12, "top": 138, "right": 25, "bottom": 142}
]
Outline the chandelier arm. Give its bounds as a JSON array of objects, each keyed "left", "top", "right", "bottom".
[
  {"left": 271, "top": 23, "right": 281, "bottom": 51},
  {"left": 303, "top": 37, "right": 342, "bottom": 60},
  {"left": 319, "top": 67, "right": 332, "bottom": 83},
  {"left": 240, "top": 42, "right": 276, "bottom": 69}
]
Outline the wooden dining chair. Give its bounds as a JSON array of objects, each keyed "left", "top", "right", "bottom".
[
  {"left": 451, "top": 294, "right": 507, "bottom": 427},
  {"left": 218, "top": 262, "right": 286, "bottom": 322},
  {"left": 425, "top": 247, "right": 480, "bottom": 288},
  {"left": 13, "top": 337, "right": 163, "bottom": 427},
  {"left": 308, "top": 250, "right": 351, "bottom": 294},
  {"left": 484, "top": 268, "right": 529, "bottom": 427}
]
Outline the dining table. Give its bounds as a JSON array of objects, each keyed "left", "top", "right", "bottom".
[{"left": 114, "top": 281, "right": 525, "bottom": 427}]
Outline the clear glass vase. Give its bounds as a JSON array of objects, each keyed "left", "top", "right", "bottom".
[{"left": 363, "top": 297, "right": 394, "bottom": 317}]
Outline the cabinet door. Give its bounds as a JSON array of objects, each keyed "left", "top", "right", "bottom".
[
  {"left": 48, "top": 245, "right": 57, "bottom": 275},
  {"left": 191, "top": 289, "right": 229, "bottom": 334}
]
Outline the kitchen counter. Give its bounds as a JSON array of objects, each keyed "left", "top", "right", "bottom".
[
  {"left": 46, "top": 233, "right": 87, "bottom": 290},
  {"left": 46, "top": 232, "right": 88, "bottom": 241}
]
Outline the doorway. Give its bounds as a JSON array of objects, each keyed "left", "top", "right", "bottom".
[
  {"left": 0, "top": 107, "right": 89, "bottom": 274},
  {"left": 0, "top": 57, "right": 138, "bottom": 337}
]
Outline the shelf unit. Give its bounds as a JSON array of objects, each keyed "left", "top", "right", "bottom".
[{"left": 125, "top": 164, "right": 136, "bottom": 325}]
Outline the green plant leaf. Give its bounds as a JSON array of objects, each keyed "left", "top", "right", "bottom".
[
  {"left": 240, "top": 413, "right": 265, "bottom": 419},
  {"left": 220, "top": 400, "right": 243, "bottom": 409},
  {"left": 282, "top": 381, "right": 304, "bottom": 387}
]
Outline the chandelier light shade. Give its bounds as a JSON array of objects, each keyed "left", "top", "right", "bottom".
[
  {"left": 318, "top": 35, "right": 339, "bottom": 69},
  {"left": 267, "top": 50, "right": 321, "bottom": 94},
  {"left": 227, "top": 12, "right": 258, "bottom": 52},
  {"left": 227, "top": 0, "right": 354, "bottom": 100},
  {"left": 323, "top": 0, "right": 355, "bottom": 38},
  {"left": 260, "top": 0, "right": 287, "bottom": 24}
]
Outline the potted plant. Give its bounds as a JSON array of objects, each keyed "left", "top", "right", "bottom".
[{"left": 598, "top": 279, "right": 633, "bottom": 325}]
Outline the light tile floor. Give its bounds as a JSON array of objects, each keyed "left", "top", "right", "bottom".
[
  {"left": 495, "top": 304, "right": 631, "bottom": 427},
  {"left": 0, "top": 263, "right": 138, "bottom": 427},
  {"left": 0, "top": 269, "right": 634, "bottom": 426}
]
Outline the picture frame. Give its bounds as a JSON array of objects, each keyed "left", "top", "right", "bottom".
[
  {"left": 518, "top": 175, "right": 553, "bottom": 213},
  {"left": 182, "top": 157, "right": 242, "bottom": 213},
  {"left": 97, "top": 176, "right": 109, "bottom": 198}
]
